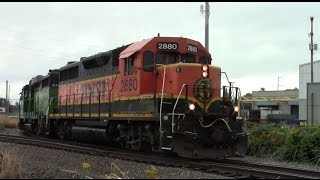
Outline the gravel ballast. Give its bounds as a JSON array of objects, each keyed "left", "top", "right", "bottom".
[
  {"left": 1, "top": 128, "right": 320, "bottom": 179},
  {"left": 0, "top": 128, "right": 230, "bottom": 179}
]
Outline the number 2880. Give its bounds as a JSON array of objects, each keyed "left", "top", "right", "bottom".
[{"left": 157, "top": 42, "right": 178, "bottom": 50}]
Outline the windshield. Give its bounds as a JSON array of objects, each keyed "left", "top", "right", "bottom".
[
  {"left": 155, "top": 52, "right": 178, "bottom": 65},
  {"left": 155, "top": 52, "right": 197, "bottom": 65}
]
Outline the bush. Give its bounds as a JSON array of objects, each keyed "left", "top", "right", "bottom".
[
  {"left": 247, "top": 123, "right": 320, "bottom": 165},
  {"left": 274, "top": 127, "right": 320, "bottom": 164},
  {"left": 247, "top": 123, "right": 288, "bottom": 156}
]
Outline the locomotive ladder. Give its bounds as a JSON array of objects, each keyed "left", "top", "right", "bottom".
[
  {"left": 158, "top": 63, "right": 186, "bottom": 151},
  {"left": 158, "top": 64, "right": 167, "bottom": 150},
  {"left": 170, "top": 84, "right": 187, "bottom": 133}
]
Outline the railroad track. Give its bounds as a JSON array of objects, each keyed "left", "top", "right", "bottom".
[{"left": 0, "top": 133, "right": 319, "bottom": 179}]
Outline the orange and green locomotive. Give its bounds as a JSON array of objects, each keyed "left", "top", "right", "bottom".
[{"left": 19, "top": 35, "right": 247, "bottom": 159}]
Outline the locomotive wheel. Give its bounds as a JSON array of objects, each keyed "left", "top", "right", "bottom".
[
  {"left": 140, "top": 137, "right": 152, "bottom": 152},
  {"left": 31, "top": 124, "right": 39, "bottom": 135},
  {"left": 36, "top": 118, "right": 46, "bottom": 136},
  {"left": 36, "top": 128, "right": 44, "bottom": 136},
  {"left": 58, "top": 121, "right": 72, "bottom": 140}
]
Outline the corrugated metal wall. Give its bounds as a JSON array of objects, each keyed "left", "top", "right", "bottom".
[
  {"left": 307, "top": 83, "right": 320, "bottom": 126},
  {"left": 299, "top": 60, "right": 320, "bottom": 120}
]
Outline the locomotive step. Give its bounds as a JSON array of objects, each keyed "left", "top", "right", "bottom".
[
  {"left": 161, "top": 147, "right": 172, "bottom": 150},
  {"left": 162, "top": 101, "right": 173, "bottom": 104}
]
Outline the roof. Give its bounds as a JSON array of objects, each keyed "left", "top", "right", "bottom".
[
  {"left": 299, "top": 60, "right": 320, "bottom": 67},
  {"left": 119, "top": 38, "right": 153, "bottom": 59}
]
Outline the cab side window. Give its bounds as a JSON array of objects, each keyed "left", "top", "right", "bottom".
[
  {"left": 125, "top": 56, "right": 134, "bottom": 75},
  {"left": 143, "top": 51, "right": 154, "bottom": 72}
]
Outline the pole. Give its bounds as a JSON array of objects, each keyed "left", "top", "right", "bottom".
[
  {"left": 310, "top": 16, "right": 314, "bottom": 126},
  {"left": 310, "top": 16, "right": 314, "bottom": 83},
  {"left": 311, "top": 93, "right": 314, "bottom": 126},
  {"left": 277, "top": 77, "right": 282, "bottom": 91},
  {"left": 5, "top": 80, "right": 8, "bottom": 114},
  {"left": 205, "top": 2, "right": 210, "bottom": 50},
  {"left": 8, "top": 84, "right": 10, "bottom": 113},
  {"left": 200, "top": 2, "right": 210, "bottom": 50}
]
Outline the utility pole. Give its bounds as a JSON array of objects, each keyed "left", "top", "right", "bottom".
[
  {"left": 310, "top": 16, "right": 314, "bottom": 83},
  {"left": 5, "top": 80, "right": 8, "bottom": 114},
  {"left": 8, "top": 84, "right": 10, "bottom": 113},
  {"left": 200, "top": 2, "right": 210, "bottom": 50},
  {"left": 277, "top": 77, "right": 282, "bottom": 91},
  {"left": 309, "top": 19, "right": 319, "bottom": 126}
]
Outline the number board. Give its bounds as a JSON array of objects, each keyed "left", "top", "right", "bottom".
[
  {"left": 157, "top": 42, "right": 178, "bottom": 50},
  {"left": 187, "top": 44, "right": 198, "bottom": 53}
]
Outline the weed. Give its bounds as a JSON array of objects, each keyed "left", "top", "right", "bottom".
[
  {"left": 0, "top": 151, "right": 25, "bottom": 178},
  {"left": 0, "top": 115, "right": 18, "bottom": 129}
]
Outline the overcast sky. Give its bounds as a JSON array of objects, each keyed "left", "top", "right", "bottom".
[{"left": 0, "top": 2, "right": 318, "bottom": 101}]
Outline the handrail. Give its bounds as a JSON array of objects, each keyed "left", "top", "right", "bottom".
[
  {"left": 155, "top": 64, "right": 167, "bottom": 145},
  {"left": 46, "top": 98, "right": 54, "bottom": 130},
  {"left": 172, "top": 84, "right": 187, "bottom": 133}
]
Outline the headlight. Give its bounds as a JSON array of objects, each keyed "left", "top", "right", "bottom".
[
  {"left": 189, "top": 103, "right": 195, "bottom": 111},
  {"left": 202, "top": 65, "right": 208, "bottom": 71},
  {"left": 202, "top": 71, "right": 208, "bottom": 78},
  {"left": 234, "top": 106, "right": 239, "bottom": 112}
]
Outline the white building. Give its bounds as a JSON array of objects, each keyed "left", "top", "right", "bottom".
[
  {"left": 240, "top": 90, "right": 299, "bottom": 121},
  {"left": 299, "top": 60, "right": 320, "bottom": 121}
]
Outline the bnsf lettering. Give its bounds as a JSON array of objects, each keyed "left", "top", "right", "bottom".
[
  {"left": 79, "top": 79, "right": 109, "bottom": 95},
  {"left": 121, "top": 78, "right": 137, "bottom": 92}
]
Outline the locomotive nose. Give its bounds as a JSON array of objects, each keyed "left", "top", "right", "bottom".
[
  {"left": 193, "top": 77, "right": 213, "bottom": 105},
  {"left": 210, "top": 127, "right": 228, "bottom": 144}
]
